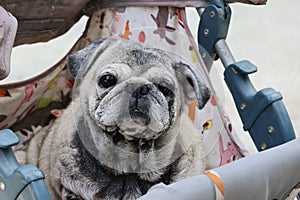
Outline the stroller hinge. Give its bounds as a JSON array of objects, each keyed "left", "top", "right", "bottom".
[{"left": 197, "top": 0, "right": 231, "bottom": 70}]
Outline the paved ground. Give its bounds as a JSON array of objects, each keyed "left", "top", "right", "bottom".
[{"left": 2, "top": 1, "right": 300, "bottom": 152}]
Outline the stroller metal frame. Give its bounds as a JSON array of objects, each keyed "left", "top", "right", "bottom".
[{"left": 0, "top": 0, "right": 296, "bottom": 199}]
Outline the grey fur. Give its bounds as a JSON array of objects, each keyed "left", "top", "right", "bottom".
[{"left": 19, "top": 38, "right": 211, "bottom": 199}]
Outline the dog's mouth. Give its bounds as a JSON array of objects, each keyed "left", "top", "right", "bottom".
[
  {"left": 102, "top": 125, "right": 134, "bottom": 143},
  {"left": 99, "top": 124, "right": 164, "bottom": 152}
]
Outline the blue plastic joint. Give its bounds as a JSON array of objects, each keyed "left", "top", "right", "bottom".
[
  {"left": 0, "top": 129, "right": 50, "bottom": 200},
  {"left": 0, "top": 129, "right": 19, "bottom": 148},
  {"left": 198, "top": 0, "right": 231, "bottom": 66}
]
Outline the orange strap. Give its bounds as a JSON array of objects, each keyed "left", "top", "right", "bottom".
[
  {"left": 188, "top": 100, "right": 197, "bottom": 122},
  {"left": 204, "top": 171, "right": 225, "bottom": 200}
]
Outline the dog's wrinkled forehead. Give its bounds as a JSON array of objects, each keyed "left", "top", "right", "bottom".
[
  {"left": 99, "top": 39, "right": 173, "bottom": 73},
  {"left": 67, "top": 38, "right": 173, "bottom": 77},
  {"left": 123, "top": 47, "right": 170, "bottom": 67}
]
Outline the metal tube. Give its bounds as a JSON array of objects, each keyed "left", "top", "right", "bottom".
[{"left": 215, "top": 39, "right": 236, "bottom": 67}]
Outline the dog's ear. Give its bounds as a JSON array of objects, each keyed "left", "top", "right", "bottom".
[
  {"left": 67, "top": 38, "right": 107, "bottom": 77},
  {"left": 172, "top": 62, "right": 211, "bottom": 109}
]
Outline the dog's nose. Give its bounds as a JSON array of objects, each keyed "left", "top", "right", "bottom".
[
  {"left": 139, "top": 84, "right": 150, "bottom": 95},
  {"left": 129, "top": 84, "right": 152, "bottom": 125},
  {"left": 137, "top": 84, "right": 150, "bottom": 96},
  {"left": 130, "top": 84, "right": 152, "bottom": 100}
]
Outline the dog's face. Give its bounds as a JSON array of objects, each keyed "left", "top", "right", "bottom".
[
  {"left": 92, "top": 61, "right": 177, "bottom": 141},
  {"left": 67, "top": 38, "right": 210, "bottom": 173}
]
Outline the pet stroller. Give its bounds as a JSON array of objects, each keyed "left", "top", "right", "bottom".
[{"left": 0, "top": 0, "right": 298, "bottom": 199}]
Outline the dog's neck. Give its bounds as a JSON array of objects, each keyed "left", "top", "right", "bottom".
[{"left": 71, "top": 132, "right": 179, "bottom": 199}]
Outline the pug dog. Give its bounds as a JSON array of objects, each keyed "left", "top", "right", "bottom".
[{"left": 23, "top": 38, "right": 211, "bottom": 200}]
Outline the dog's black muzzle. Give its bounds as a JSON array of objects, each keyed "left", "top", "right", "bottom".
[{"left": 129, "top": 84, "right": 153, "bottom": 125}]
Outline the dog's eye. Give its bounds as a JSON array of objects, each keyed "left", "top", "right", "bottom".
[
  {"left": 98, "top": 74, "right": 117, "bottom": 88},
  {"left": 155, "top": 84, "right": 172, "bottom": 97}
]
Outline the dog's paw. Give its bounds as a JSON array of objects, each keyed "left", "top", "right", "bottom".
[{"left": 62, "top": 188, "right": 83, "bottom": 200}]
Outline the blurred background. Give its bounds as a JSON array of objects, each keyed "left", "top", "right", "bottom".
[{"left": 1, "top": 1, "right": 299, "bottom": 152}]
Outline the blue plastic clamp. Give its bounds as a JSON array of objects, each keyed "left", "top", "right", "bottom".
[{"left": 224, "top": 61, "right": 296, "bottom": 151}]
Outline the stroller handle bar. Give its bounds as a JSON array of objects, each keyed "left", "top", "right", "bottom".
[{"left": 197, "top": 0, "right": 296, "bottom": 151}]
